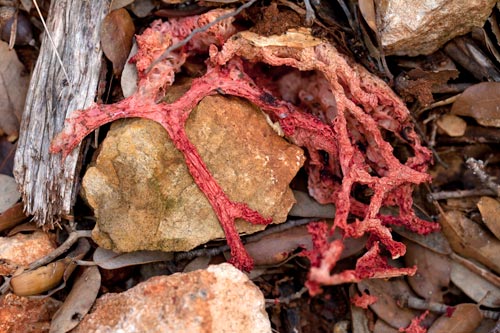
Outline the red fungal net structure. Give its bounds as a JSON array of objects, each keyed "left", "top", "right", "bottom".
[{"left": 50, "top": 10, "right": 439, "bottom": 291}]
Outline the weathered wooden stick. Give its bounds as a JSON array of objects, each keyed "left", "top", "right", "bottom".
[{"left": 14, "top": 0, "right": 110, "bottom": 226}]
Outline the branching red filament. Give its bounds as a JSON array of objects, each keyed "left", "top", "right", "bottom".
[{"left": 51, "top": 10, "right": 439, "bottom": 285}]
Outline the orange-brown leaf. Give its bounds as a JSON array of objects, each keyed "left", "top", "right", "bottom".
[
  {"left": 100, "top": 8, "right": 135, "bottom": 76},
  {"left": 451, "top": 82, "right": 500, "bottom": 127}
]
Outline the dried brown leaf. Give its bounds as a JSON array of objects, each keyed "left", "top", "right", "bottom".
[
  {"left": 392, "top": 225, "right": 452, "bottom": 255},
  {"left": 450, "top": 261, "right": 500, "bottom": 308},
  {"left": 246, "top": 225, "right": 366, "bottom": 267},
  {"left": 93, "top": 247, "right": 173, "bottom": 270},
  {"left": 357, "top": 278, "right": 418, "bottom": 329},
  {"left": 374, "top": 319, "right": 399, "bottom": 333},
  {"left": 428, "top": 303, "right": 482, "bottom": 333},
  {"left": 19, "top": 0, "right": 32, "bottom": 11},
  {"left": 129, "top": 0, "right": 156, "bottom": 18},
  {"left": 110, "top": 0, "right": 134, "bottom": 11},
  {"left": 100, "top": 8, "right": 135, "bottom": 76},
  {"left": 0, "top": 174, "right": 20, "bottom": 213},
  {"left": 289, "top": 190, "right": 335, "bottom": 218},
  {"left": 477, "top": 196, "right": 500, "bottom": 240},
  {"left": 245, "top": 225, "right": 312, "bottom": 266},
  {"left": 120, "top": 41, "right": 138, "bottom": 98},
  {"left": 0, "top": 41, "right": 29, "bottom": 140},
  {"left": 451, "top": 82, "right": 500, "bottom": 127},
  {"left": 436, "top": 114, "right": 467, "bottom": 137},
  {"left": 0, "top": 202, "right": 26, "bottom": 232},
  {"left": 10, "top": 261, "right": 67, "bottom": 296},
  {"left": 404, "top": 240, "right": 451, "bottom": 302},
  {"left": 49, "top": 266, "right": 101, "bottom": 333},
  {"left": 440, "top": 210, "right": 500, "bottom": 274},
  {"left": 359, "top": 0, "right": 377, "bottom": 32}
]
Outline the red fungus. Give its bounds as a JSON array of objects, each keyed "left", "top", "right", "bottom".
[
  {"left": 399, "top": 311, "right": 429, "bottom": 333},
  {"left": 51, "top": 10, "right": 439, "bottom": 285},
  {"left": 351, "top": 291, "right": 378, "bottom": 309}
]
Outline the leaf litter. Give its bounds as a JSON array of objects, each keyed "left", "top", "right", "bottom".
[{"left": 1, "top": 1, "right": 500, "bottom": 332}]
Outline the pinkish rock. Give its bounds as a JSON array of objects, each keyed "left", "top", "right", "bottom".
[
  {"left": 83, "top": 95, "right": 304, "bottom": 253},
  {"left": 378, "top": 0, "right": 497, "bottom": 56},
  {"left": 0, "top": 293, "right": 61, "bottom": 333},
  {"left": 73, "top": 263, "right": 271, "bottom": 333},
  {"left": 0, "top": 231, "right": 56, "bottom": 275}
]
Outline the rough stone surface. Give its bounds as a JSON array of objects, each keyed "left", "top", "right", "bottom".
[
  {"left": 0, "top": 231, "right": 56, "bottom": 275},
  {"left": 0, "top": 293, "right": 61, "bottom": 333},
  {"left": 73, "top": 263, "right": 271, "bottom": 333},
  {"left": 82, "top": 95, "right": 304, "bottom": 252},
  {"left": 378, "top": 0, "right": 497, "bottom": 56}
]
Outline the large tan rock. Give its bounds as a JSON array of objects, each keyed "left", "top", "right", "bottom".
[
  {"left": 73, "top": 263, "right": 271, "bottom": 333},
  {"left": 83, "top": 95, "right": 304, "bottom": 252},
  {"left": 378, "top": 0, "right": 497, "bottom": 56}
]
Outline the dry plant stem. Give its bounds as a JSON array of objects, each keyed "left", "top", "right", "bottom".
[
  {"left": 28, "top": 230, "right": 92, "bottom": 271},
  {"left": 416, "top": 94, "right": 459, "bottom": 115},
  {"left": 400, "top": 295, "right": 500, "bottom": 320},
  {"left": 265, "top": 286, "right": 308, "bottom": 307},
  {"left": 466, "top": 157, "right": 500, "bottom": 197},
  {"left": 428, "top": 188, "right": 496, "bottom": 201},
  {"left": 303, "top": 0, "right": 316, "bottom": 25}
]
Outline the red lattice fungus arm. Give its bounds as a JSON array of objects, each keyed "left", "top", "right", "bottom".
[{"left": 51, "top": 11, "right": 439, "bottom": 281}]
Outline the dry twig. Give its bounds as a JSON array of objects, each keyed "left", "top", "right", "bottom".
[{"left": 466, "top": 157, "right": 500, "bottom": 197}]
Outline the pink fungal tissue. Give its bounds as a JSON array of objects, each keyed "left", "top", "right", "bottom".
[{"left": 50, "top": 9, "right": 439, "bottom": 292}]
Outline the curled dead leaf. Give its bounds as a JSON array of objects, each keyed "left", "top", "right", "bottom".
[
  {"left": 357, "top": 278, "right": 418, "bottom": 329},
  {"left": 0, "top": 41, "right": 28, "bottom": 141},
  {"left": 428, "top": 303, "right": 482, "bottom": 333},
  {"left": 10, "top": 239, "right": 90, "bottom": 296},
  {"left": 289, "top": 190, "right": 335, "bottom": 218},
  {"left": 100, "top": 8, "right": 135, "bottom": 76},
  {"left": 93, "top": 247, "right": 173, "bottom": 270},
  {"left": 451, "top": 82, "right": 500, "bottom": 127},
  {"left": 359, "top": 0, "right": 377, "bottom": 32},
  {"left": 0, "top": 202, "right": 27, "bottom": 232},
  {"left": 450, "top": 261, "right": 500, "bottom": 308},
  {"left": 49, "top": 266, "right": 101, "bottom": 333},
  {"left": 436, "top": 114, "right": 467, "bottom": 137},
  {"left": 404, "top": 239, "right": 451, "bottom": 302},
  {"left": 477, "top": 196, "right": 500, "bottom": 240},
  {"left": 10, "top": 261, "right": 67, "bottom": 296},
  {"left": 440, "top": 210, "right": 500, "bottom": 274},
  {"left": 0, "top": 174, "right": 20, "bottom": 213}
]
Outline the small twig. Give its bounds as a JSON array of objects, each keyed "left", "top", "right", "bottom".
[
  {"left": 466, "top": 157, "right": 500, "bottom": 197},
  {"left": 32, "top": 0, "right": 71, "bottom": 85},
  {"left": 400, "top": 295, "right": 500, "bottom": 320},
  {"left": 146, "top": 0, "right": 259, "bottom": 74},
  {"left": 303, "top": 0, "right": 316, "bottom": 26},
  {"left": 174, "top": 218, "right": 315, "bottom": 262},
  {"left": 265, "top": 286, "right": 308, "bottom": 307},
  {"left": 450, "top": 253, "right": 500, "bottom": 288},
  {"left": 428, "top": 188, "right": 496, "bottom": 201},
  {"left": 409, "top": 111, "right": 448, "bottom": 168},
  {"left": 416, "top": 94, "right": 460, "bottom": 116},
  {"left": 28, "top": 230, "right": 92, "bottom": 270}
]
